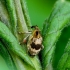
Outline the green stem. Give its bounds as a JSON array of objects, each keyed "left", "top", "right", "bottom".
[
  {"left": 5, "top": 0, "right": 17, "bottom": 37},
  {"left": 20, "top": 0, "right": 32, "bottom": 29},
  {"left": 14, "top": 0, "right": 28, "bottom": 42},
  {"left": 0, "top": 1, "right": 11, "bottom": 29}
]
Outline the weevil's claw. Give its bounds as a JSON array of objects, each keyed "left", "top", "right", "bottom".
[{"left": 28, "top": 51, "right": 35, "bottom": 57}]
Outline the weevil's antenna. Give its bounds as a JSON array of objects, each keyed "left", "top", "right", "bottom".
[
  {"left": 31, "top": 25, "right": 38, "bottom": 29},
  {"left": 28, "top": 25, "right": 38, "bottom": 29}
]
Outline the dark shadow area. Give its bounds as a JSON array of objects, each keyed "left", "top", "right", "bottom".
[{"left": 53, "top": 26, "right": 70, "bottom": 69}]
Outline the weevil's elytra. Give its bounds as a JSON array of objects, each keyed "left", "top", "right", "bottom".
[{"left": 31, "top": 42, "right": 42, "bottom": 50}]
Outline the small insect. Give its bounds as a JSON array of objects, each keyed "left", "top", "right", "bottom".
[{"left": 23, "top": 25, "right": 44, "bottom": 56}]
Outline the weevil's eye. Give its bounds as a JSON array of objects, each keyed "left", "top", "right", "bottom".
[{"left": 36, "top": 31, "right": 38, "bottom": 36}]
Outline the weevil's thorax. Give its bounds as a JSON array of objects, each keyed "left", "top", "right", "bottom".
[
  {"left": 32, "top": 27, "right": 42, "bottom": 45},
  {"left": 27, "top": 27, "right": 43, "bottom": 56}
]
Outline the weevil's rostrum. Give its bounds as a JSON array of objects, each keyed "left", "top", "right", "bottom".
[{"left": 27, "top": 26, "right": 44, "bottom": 56}]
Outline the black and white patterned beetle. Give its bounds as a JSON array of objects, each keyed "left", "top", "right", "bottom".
[{"left": 23, "top": 26, "right": 44, "bottom": 56}]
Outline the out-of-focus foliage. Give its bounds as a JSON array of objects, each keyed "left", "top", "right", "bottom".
[{"left": 26, "top": 0, "right": 56, "bottom": 29}]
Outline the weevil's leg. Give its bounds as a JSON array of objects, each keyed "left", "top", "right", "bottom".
[
  {"left": 20, "top": 34, "right": 30, "bottom": 45},
  {"left": 23, "top": 35, "right": 30, "bottom": 44},
  {"left": 19, "top": 31, "right": 32, "bottom": 45},
  {"left": 41, "top": 45, "right": 44, "bottom": 49},
  {"left": 18, "top": 31, "right": 32, "bottom": 34}
]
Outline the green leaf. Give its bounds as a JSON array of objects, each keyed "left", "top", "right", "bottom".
[
  {"left": 0, "top": 41, "right": 17, "bottom": 70},
  {"left": 0, "top": 21, "right": 35, "bottom": 69},
  {"left": 41, "top": 0, "right": 70, "bottom": 70}
]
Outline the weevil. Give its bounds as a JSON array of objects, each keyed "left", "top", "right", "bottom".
[{"left": 21, "top": 25, "right": 44, "bottom": 56}]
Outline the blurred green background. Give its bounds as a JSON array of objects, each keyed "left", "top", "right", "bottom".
[{"left": 26, "top": 0, "right": 56, "bottom": 29}]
